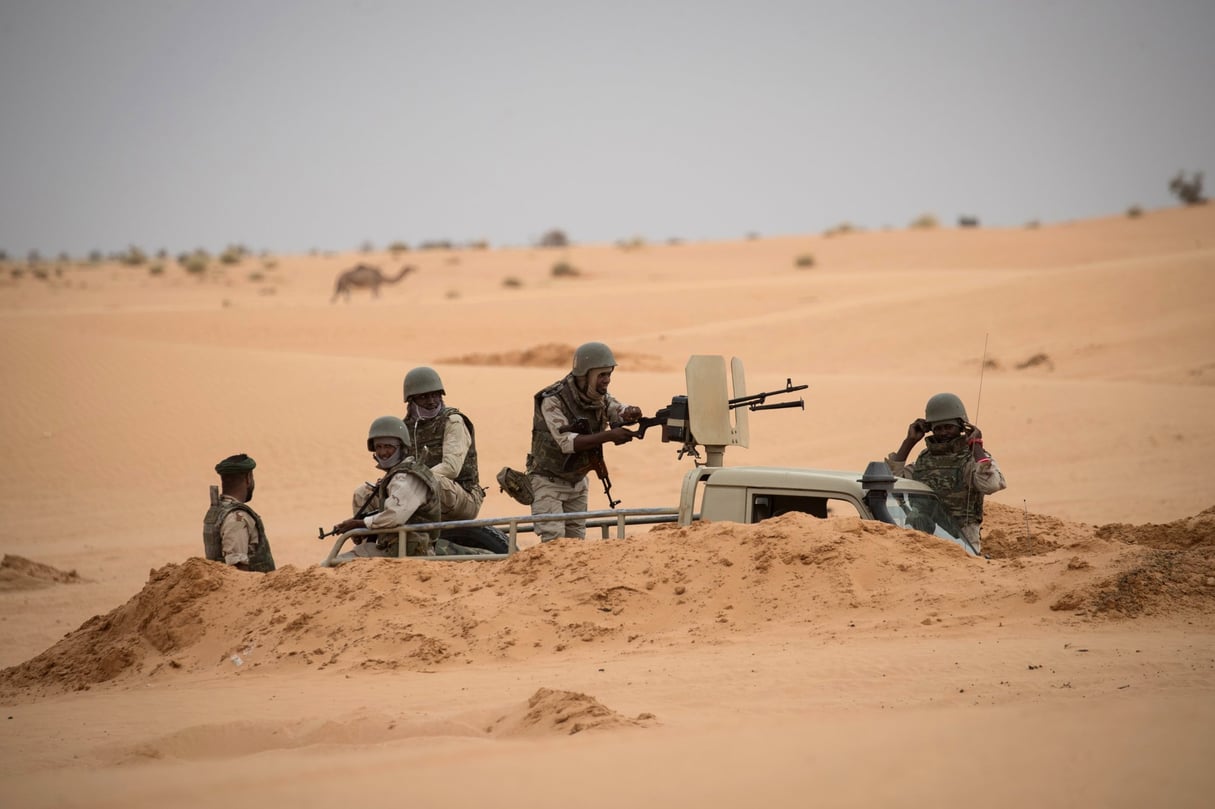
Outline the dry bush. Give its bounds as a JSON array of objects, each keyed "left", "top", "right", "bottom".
[
  {"left": 551, "top": 261, "right": 580, "bottom": 278},
  {"left": 538, "top": 229, "right": 569, "bottom": 248},
  {"left": 909, "top": 213, "right": 938, "bottom": 229},
  {"left": 1126, "top": 205, "right": 1143, "bottom": 218},
  {"left": 502, "top": 276, "right": 523, "bottom": 288},
  {"left": 794, "top": 253, "right": 816, "bottom": 269}
]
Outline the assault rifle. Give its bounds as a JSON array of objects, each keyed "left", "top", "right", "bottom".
[
  {"left": 634, "top": 379, "right": 808, "bottom": 445},
  {"left": 318, "top": 483, "right": 382, "bottom": 540},
  {"left": 557, "top": 418, "right": 625, "bottom": 508}
]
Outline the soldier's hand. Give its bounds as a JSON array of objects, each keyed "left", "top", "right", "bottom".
[
  {"left": 606, "top": 426, "right": 636, "bottom": 444},
  {"left": 333, "top": 518, "right": 365, "bottom": 534},
  {"left": 964, "top": 423, "right": 983, "bottom": 443},
  {"left": 620, "top": 406, "right": 642, "bottom": 424},
  {"left": 908, "top": 419, "right": 929, "bottom": 442}
]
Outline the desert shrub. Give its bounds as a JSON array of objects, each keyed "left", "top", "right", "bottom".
[
  {"left": 616, "top": 236, "right": 646, "bottom": 251},
  {"left": 359, "top": 240, "right": 375, "bottom": 253},
  {"left": 57, "top": 251, "right": 71, "bottom": 262},
  {"left": 148, "top": 263, "right": 165, "bottom": 276},
  {"left": 121, "top": 246, "right": 147, "bottom": 266},
  {"left": 11, "top": 267, "right": 24, "bottom": 279},
  {"left": 823, "top": 222, "right": 856, "bottom": 238},
  {"left": 957, "top": 215, "right": 980, "bottom": 227},
  {"left": 182, "top": 253, "right": 208, "bottom": 275},
  {"left": 1126, "top": 205, "right": 1143, "bottom": 218},
  {"left": 32, "top": 266, "right": 49, "bottom": 280},
  {"left": 794, "top": 253, "right": 816, "bottom": 268},
  {"left": 388, "top": 241, "right": 410, "bottom": 256},
  {"left": 419, "top": 240, "right": 453, "bottom": 250},
  {"left": 746, "top": 231, "right": 760, "bottom": 240},
  {"left": 1168, "top": 171, "right": 1206, "bottom": 205},
  {"left": 248, "top": 271, "right": 265, "bottom": 282},
  {"left": 0, "top": 249, "right": 7, "bottom": 261},
  {"left": 262, "top": 258, "right": 278, "bottom": 270},
  {"left": 466, "top": 239, "right": 489, "bottom": 250},
  {"left": 87, "top": 249, "right": 103, "bottom": 264},
  {"left": 1025, "top": 219, "right": 1041, "bottom": 229},
  {"left": 909, "top": 213, "right": 938, "bottom": 229},
  {"left": 27, "top": 249, "right": 42, "bottom": 264},
  {"left": 502, "top": 276, "right": 523, "bottom": 288},
  {"left": 219, "top": 245, "right": 248, "bottom": 265},
  {"left": 551, "top": 261, "right": 580, "bottom": 277},
  {"left": 538, "top": 229, "right": 569, "bottom": 248},
  {"left": 445, "top": 289, "right": 461, "bottom": 299}
]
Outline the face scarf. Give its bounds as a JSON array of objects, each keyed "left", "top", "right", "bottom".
[
  {"left": 375, "top": 443, "right": 404, "bottom": 470},
  {"left": 408, "top": 397, "right": 444, "bottom": 421}
]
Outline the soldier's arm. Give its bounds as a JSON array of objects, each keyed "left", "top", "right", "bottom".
[
  {"left": 431, "top": 414, "right": 470, "bottom": 479},
  {"left": 365, "top": 473, "right": 429, "bottom": 530},
  {"left": 219, "top": 511, "right": 253, "bottom": 568},
  {"left": 540, "top": 396, "right": 579, "bottom": 453}
]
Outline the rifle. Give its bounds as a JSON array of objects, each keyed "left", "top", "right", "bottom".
[
  {"left": 557, "top": 418, "right": 623, "bottom": 508},
  {"left": 317, "top": 483, "right": 382, "bottom": 540}
]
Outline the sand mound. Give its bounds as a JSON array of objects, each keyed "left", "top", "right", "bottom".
[
  {"left": 438, "top": 342, "right": 670, "bottom": 371},
  {"left": 1093, "top": 505, "right": 1215, "bottom": 549},
  {"left": 0, "top": 555, "right": 84, "bottom": 591},
  {"left": 487, "top": 688, "right": 656, "bottom": 737},
  {"left": 5, "top": 509, "right": 1214, "bottom": 698}
]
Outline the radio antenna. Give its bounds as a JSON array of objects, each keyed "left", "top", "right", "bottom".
[{"left": 974, "top": 332, "right": 989, "bottom": 423}]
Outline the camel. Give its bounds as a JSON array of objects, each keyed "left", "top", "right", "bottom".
[{"left": 330, "top": 263, "right": 416, "bottom": 302}]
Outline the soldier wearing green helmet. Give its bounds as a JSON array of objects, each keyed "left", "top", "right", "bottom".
[
  {"left": 402, "top": 366, "right": 485, "bottom": 521},
  {"left": 886, "top": 392, "right": 1007, "bottom": 553},
  {"left": 329, "top": 415, "right": 444, "bottom": 558},
  {"left": 525, "top": 341, "right": 642, "bottom": 542}
]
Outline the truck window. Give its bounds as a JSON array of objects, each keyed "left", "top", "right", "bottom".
[{"left": 750, "top": 494, "right": 861, "bottom": 523}]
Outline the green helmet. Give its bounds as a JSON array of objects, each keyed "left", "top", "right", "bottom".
[
  {"left": 572, "top": 341, "right": 617, "bottom": 376},
  {"left": 367, "top": 415, "right": 411, "bottom": 451},
  {"left": 403, "top": 366, "right": 445, "bottom": 401},
  {"left": 924, "top": 392, "right": 968, "bottom": 424}
]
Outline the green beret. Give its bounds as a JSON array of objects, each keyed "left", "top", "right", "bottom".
[{"left": 215, "top": 453, "right": 256, "bottom": 475}]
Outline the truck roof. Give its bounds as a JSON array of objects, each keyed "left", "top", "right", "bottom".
[{"left": 699, "top": 465, "right": 935, "bottom": 497}]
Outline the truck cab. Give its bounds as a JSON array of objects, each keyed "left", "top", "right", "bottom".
[{"left": 678, "top": 463, "right": 978, "bottom": 556}]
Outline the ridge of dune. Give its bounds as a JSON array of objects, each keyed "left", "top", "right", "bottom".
[{"left": 4, "top": 505, "right": 1212, "bottom": 700}]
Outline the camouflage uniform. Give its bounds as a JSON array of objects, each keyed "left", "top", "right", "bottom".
[
  {"left": 885, "top": 436, "right": 1006, "bottom": 552},
  {"left": 202, "top": 495, "right": 276, "bottom": 572},
  {"left": 406, "top": 406, "right": 485, "bottom": 521},
  {"left": 342, "top": 459, "right": 442, "bottom": 558},
  {"left": 527, "top": 372, "right": 634, "bottom": 542}
]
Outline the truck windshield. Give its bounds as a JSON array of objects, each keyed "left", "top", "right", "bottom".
[{"left": 879, "top": 492, "right": 975, "bottom": 555}]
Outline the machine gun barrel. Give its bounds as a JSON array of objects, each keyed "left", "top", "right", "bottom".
[
  {"left": 748, "top": 399, "right": 804, "bottom": 412},
  {"left": 727, "top": 379, "right": 808, "bottom": 410}
]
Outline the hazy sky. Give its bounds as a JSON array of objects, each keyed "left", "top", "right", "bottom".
[{"left": 2, "top": 0, "right": 1212, "bottom": 257}]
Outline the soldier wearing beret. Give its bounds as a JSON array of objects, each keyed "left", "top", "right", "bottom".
[{"left": 202, "top": 453, "right": 276, "bottom": 572}]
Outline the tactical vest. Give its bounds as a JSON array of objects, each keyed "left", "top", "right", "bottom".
[
  {"left": 406, "top": 406, "right": 481, "bottom": 493},
  {"left": 367, "top": 460, "right": 443, "bottom": 556},
  {"left": 912, "top": 437, "right": 984, "bottom": 527},
  {"left": 528, "top": 375, "right": 608, "bottom": 483},
  {"left": 202, "top": 497, "right": 276, "bottom": 572}
]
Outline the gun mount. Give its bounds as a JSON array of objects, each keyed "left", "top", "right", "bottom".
[{"left": 635, "top": 356, "right": 806, "bottom": 467}]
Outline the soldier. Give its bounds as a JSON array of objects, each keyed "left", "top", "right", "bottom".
[
  {"left": 526, "top": 341, "right": 642, "bottom": 542},
  {"left": 330, "top": 416, "right": 444, "bottom": 559},
  {"left": 402, "top": 366, "right": 485, "bottom": 521},
  {"left": 886, "top": 392, "right": 1007, "bottom": 553},
  {"left": 202, "top": 453, "right": 275, "bottom": 572}
]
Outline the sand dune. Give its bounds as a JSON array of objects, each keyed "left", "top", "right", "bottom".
[{"left": 2, "top": 206, "right": 1214, "bottom": 807}]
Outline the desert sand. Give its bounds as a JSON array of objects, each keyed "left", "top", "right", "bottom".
[{"left": 1, "top": 206, "right": 1213, "bottom": 808}]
